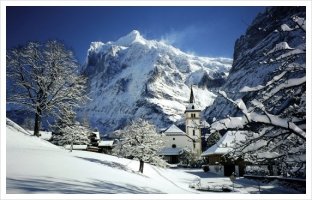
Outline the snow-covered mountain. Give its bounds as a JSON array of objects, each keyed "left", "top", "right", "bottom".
[
  {"left": 79, "top": 30, "right": 232, "bottom": 133},
  {"left": 203, "top": 7, "right": 306, "bottom": 122}
]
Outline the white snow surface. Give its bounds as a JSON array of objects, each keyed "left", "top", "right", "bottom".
[
  {"left": 267, "top": 42, "right": 294, "bottom": 54},
  {"left": 26, "top": 130, "right": 52, "bottom": 140},
  {"left": 240, "top": 71, "right": 287, "bottom": 92},
  {"left": 6, "top": 118, "right": 198, "bottom": 194},
  {"left": 280, "top": 24, "right": 293, "bottom": 32},
  {"left": 292, "top": 16, "right": 306, "bottom": 31},
  {"left": 6, "top": 118, "right": 303, "bottom": 194}
]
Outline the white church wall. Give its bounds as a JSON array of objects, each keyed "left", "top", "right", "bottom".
[{"left": 164, "top": 135, "right": 193, "bottom": 150}]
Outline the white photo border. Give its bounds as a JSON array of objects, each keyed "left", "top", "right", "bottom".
[{"left": 1, "top": 1, "right": 311, "bottom": 200}]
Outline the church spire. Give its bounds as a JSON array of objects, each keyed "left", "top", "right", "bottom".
[{"left": 189, "top": 85, "right": 195, "bottom": 104}]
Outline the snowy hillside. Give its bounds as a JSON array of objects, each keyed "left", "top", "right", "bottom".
[
  {"left": 6, "top": 118, "right": 200, "bottom": 194},
  {"left": 80, "top": 30, "right": 232, "bottom": 133},
  {"left": 203, "top": 7, "right": 306, "bottom": 122},
  {"left": 6, "top": 118, "right": 303, "bottom": 194}
]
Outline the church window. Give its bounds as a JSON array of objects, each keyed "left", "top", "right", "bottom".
[
  {"left": 173, "top": 138, "right": 175, "bottom": 140},
  {"left": 192, "top": 105, "right": 194, "bottom": 109},
  {"left": 193, "top": 143, "right": 196, "bottom": 149},
  {"left": 172, "top": 144, "right": 176, "bottom": 148},
  {"left": 193, "top": 130, "right": 195, "bottom": 136}
]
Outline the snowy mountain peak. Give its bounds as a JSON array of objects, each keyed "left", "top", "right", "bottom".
[
  {"left": 88, "top": 41, "right": 105, "bottom": 54},
  {"left": 115, "top": 30, "right": 146, "bottom": 46},
  {"left": 81, "top": 30, "right": 232, "bottom": 133}
]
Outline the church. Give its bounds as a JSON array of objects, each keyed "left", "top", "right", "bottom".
[{"left": 159, "top": 86, "right": 209, "bottom": 164}]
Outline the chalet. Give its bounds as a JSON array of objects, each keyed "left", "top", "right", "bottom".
[
  {"left": 201, "top": 131, "right": 247, "bottom": 176},
  {"left": 89, "top": 131, "right": 101, "bottom": 146},
  {"left": 98, "top": 139, "right": 118, "bottom": 154}
]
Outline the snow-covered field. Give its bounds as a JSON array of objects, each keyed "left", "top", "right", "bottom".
[
  {"left": 6, "top": 118, "right": 200, "bottom": 194},
  {"left": 5, "top": 118, "right": 304, "bottom": 195}
]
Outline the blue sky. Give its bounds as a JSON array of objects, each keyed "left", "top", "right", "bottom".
[{"left": 7, "top": 6, "right": 265, "bottom": 63}]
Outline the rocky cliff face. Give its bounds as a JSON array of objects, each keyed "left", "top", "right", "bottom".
[
  {"left": 79, "top": 30, "right": 232, "bottom": 133},
  {"left": 203, "top": 7, "right": 306, "bottom": 123}
]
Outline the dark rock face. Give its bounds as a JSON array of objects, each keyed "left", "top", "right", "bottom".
[
  {"left": 204, "top": 7, "right": 306, "bottom": 123},
  {"left": 232, "top": 7, "right": 305, "bottom": 73}
]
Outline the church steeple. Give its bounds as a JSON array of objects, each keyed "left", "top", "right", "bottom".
[
  {"left": 186, "top": 85, "right": 196, "bottom": 110},
  {"left": 184, "top": 85, "right": 202, "bottom": 156},
  {"left": 189, "top": 85, "right": 194, "bottom": 104}
]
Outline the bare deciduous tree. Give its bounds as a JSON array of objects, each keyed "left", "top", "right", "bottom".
[{"left": 7, "top": 41, "right": 88, "bottom": 136}]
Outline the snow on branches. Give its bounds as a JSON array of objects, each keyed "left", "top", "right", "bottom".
[
  {"left": 51, "top": 123, "right": 91, "bottom": 152},
  {"left": 50, "top": 106, "right": 91, "bottom": 151},
  {"left": 210, "top": 70, "right": 306, "bottom": 177},
  {"left": 7, "top": 41, "right": 89, "bottom": 136},
  {"left": 113, "top": 119, "right": 166, "bottom": 173}
]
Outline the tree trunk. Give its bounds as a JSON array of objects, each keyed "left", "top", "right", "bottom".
[
  {"left": 33, "top": 107, "right": 42, "bottom": 137},
  {"left": 139, "top": 160, "right": 144, "bottom": 173},
  {"left": 70, "top": 140, "right": 73, "bottom": 152}
]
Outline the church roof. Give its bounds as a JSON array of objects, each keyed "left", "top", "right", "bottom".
[
  {"left": 185, "top": 85, "right": 202, "bottom": 112},
  {"left": 189, "top": 85, "right": 195, "bottom": 103},
  {"left": 164, "top": 124, "right": 185, "bottom": 135},
  {"left": 201, "top": 131, "right": 246, "bottom": 157}
]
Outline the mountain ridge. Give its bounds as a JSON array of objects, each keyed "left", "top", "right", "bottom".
[{"left": 79, "top": 30, "right": 232, "bottom": 133}]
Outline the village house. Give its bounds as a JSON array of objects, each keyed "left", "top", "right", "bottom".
[
  {"left": 202, "top": 130, "right": 285, "bottom": 177},
  {"left": 201, "top": 131, "right": 247, "bottom": 176}
]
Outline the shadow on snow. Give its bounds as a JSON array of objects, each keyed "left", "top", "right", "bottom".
[{"left": 7, "top": 176, "right": 163, "bottom": 194}]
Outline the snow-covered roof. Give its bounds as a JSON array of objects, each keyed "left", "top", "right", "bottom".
[
  {"left": 158, "top": 147, "right": 184, "bottom": 156},
  {"left": 164, "top": 124, "right": 185, "bottom": 135},
  {"left": 201, "top": 131, "right": 246, "bottom": 157},
  {"left": 200, "top": 120, "right": 210, "bottom": 128},
  {"left": 98, "top": 140, "right": 115, "bottom": 147}
]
